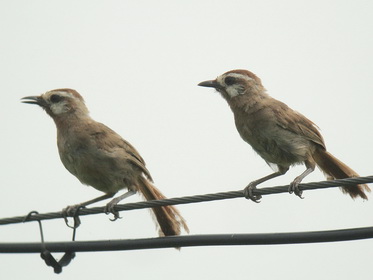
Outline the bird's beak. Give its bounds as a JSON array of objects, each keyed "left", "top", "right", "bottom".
[
  {"left": 198, "top": 80, "right": 220, "bottom": 89},
  {"left": 21, "top": 95, "right": 46, "bottom": 107}
]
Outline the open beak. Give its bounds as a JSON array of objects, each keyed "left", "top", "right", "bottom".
[
  {"left": 21, "top": 95, "right": 46, "bottom": 107},
  {"left": 198, "top": 79, "right": 224, "bottom": 90}
]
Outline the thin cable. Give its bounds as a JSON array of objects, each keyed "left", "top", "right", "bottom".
[
  {"left": 0, "top": 175, "right": 372, "bottom": 226},
  {"left": 1, "top": 226, "right": 373, "bottom": 253}
]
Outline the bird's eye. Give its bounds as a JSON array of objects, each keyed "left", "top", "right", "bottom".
[
  {"left": 50, "top": 94, "right": 63, "bottom": 103},
  {"left": 224, "top": 76, "right": 236, "bottom": 86}
]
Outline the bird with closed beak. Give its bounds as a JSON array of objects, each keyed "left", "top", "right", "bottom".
[
  {"left": 198, "top": 69, "right": 370, "bottom": 202},
  {"left": 22, "top": 89, "right": 189, "bottom": 237}
]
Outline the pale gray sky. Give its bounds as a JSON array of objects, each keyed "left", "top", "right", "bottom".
[{"left": 1, "top": 1, "right": 373, "bottom": 279}]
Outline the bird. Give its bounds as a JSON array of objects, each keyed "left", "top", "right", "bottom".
[
  {"left": 198, "top": 69, "right": 370, "bottom": 202},
  {"left": 21, "top": 88, "right": 189, "bottom": 237}
]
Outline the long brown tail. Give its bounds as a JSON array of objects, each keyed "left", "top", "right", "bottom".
[
  {"left": 137, "top": 176, "right": 189, "bottom": 236},
  {"left": 313, "top": 148, "right": 370, "bottom": 199}
]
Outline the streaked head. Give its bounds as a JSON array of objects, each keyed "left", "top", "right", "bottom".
[
  {"left": 21, "top": 88, "right": 89, "bottom": 118},
  {"left": 198, "top": 69, "right": 264, "bottom": 99}
]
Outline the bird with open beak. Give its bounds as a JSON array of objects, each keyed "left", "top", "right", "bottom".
[{"left": 22, "top": 89, "right": 189, "bottom": 237}]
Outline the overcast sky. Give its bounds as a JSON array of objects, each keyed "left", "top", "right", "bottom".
[{"left": 1, "top": 1, "right": 373, "bottom": 279}]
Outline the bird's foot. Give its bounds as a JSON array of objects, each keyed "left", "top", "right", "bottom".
[
  {"left": 62, "top": 204, "right": 84, "bottom": 217},
  {"left": 243, "top": 182, "right": 262, "bottom": 203},
  {"left": 104, "top": 199, "right": 122, "bottom": 221},
  {"left": 62, "top": 204, "right": 84, "bottom": 228},
  {"left": 289, "top": 179, "right": 304, "bottom": 199}
]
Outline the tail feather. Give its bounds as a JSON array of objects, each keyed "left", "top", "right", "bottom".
[
  {"left": 137, "top": 176, "right": 189, "bottom": 237},
  {"left": 313, "top": 149, "right": 370, "bottom": 199}
]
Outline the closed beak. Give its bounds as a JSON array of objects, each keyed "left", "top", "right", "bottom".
[{"left": 198, "top": 80, "right": 224, "bottom": 90}]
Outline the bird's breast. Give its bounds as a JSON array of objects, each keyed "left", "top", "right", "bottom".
[{"left": 234, "top": 111, "right": 313, "bottom": 166}]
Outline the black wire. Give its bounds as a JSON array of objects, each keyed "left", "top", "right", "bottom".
[
  {"left": 0, "top": 175, "right": 372, "bottom": 226},
  {"left": 1, "top": 226, "right": 373, "bottom": 253}
]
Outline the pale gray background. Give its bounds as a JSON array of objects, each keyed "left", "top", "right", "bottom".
[{"left": 1, "top": 1, "right": 373, "bottom": 279}]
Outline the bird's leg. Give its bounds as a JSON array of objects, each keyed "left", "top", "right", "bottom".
[
  {"left": 62, "top": 193, "right": 115, "bottom": 228},
  {"left": 244, "top": 169, "right": 288, "bottom": 202},
  {"left": 63, "top": 193, "right": 115, "bottom": 217},
  {"left": 104, "top": 190, "right": 137, "bottom": 221},
  {"left": 289, "top": 160, "right": 315, "bottom": 198}
]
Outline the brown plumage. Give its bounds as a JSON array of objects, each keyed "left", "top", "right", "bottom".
[
  {"left": 22, "top": 89, "right": 189, "bottom": 236},
  {"left": 137, "top": 176, "right": 186, "bottom": 236},
  {"left": 313, "top": 149, "right": 369, "bottom": 199},
  {"left": 199, "top": 69, "right": 370, "bottom": 201}
]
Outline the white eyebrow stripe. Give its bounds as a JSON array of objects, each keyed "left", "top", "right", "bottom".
[
  {"left": 226, "top": 73, "right": 254, "bottom": 81},
  {"left": 46, "top": 91, "right": 74, "bottom": 99}
]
